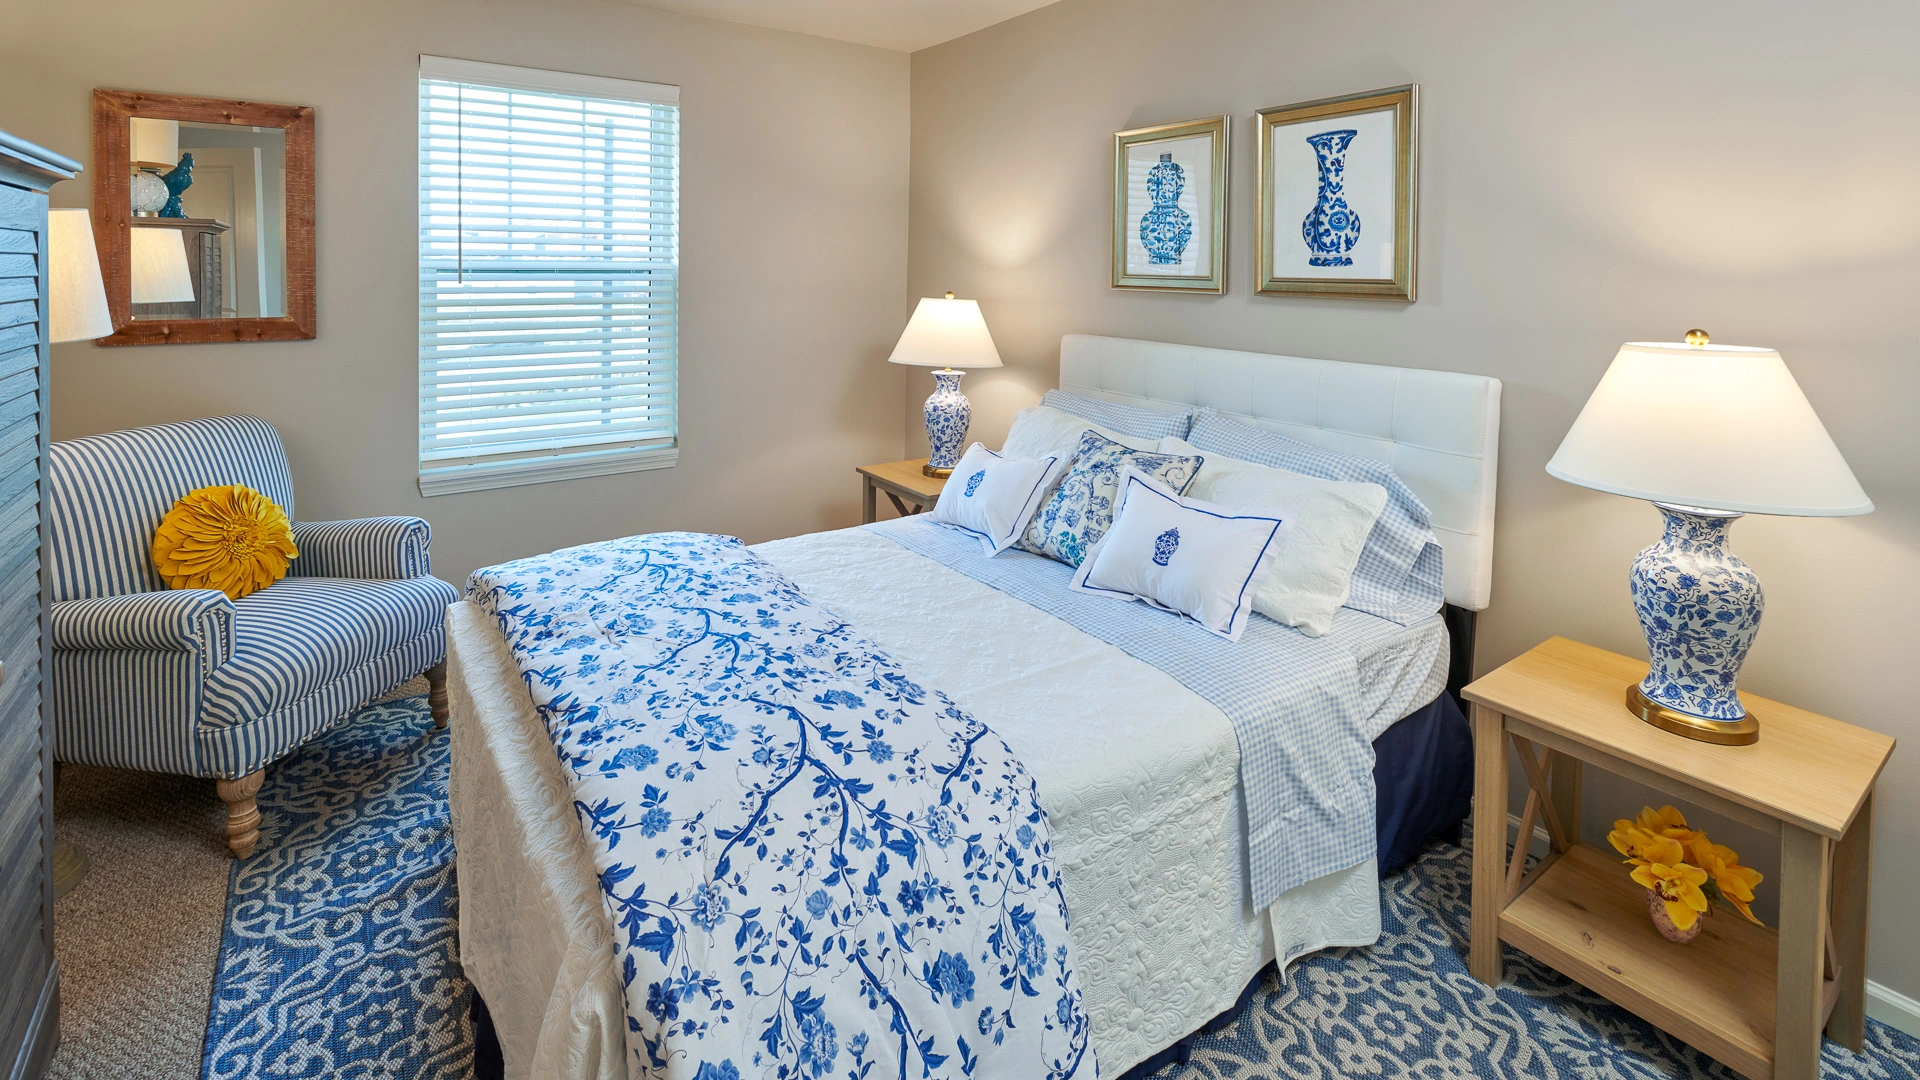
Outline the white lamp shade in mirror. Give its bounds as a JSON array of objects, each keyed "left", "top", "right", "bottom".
[
  {"left": 47, "top": 210, "right": 113, "bottom": 344},
  {"left": 129, "top": 227, "right": 196, "bottom": 304},
  {"left": 887, "top": 296, "right": 1003, "bottom": 370},
  {"left": 129, "top": 118, "right": 179, "bottom": 168},
  {"left": 1546, "top": 341, "right": 1871, "bottom": 517}
]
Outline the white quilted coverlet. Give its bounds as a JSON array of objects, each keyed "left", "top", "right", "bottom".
[{"left": 449, "top": 527, "right": 1443, "bottom": 1079}]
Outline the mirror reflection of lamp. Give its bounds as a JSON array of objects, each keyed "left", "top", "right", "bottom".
[
  {"left": 129, "top": 118, "right": 179, "bottom": 216},
  {"left": 130, "top": 227, "right": 196, "bottom": 305},
  {"left": 48, "top": 210, "right": 114, "bottom": 343}
]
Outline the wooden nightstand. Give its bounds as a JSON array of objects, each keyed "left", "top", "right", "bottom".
[
  {"left": 858, "top": 458, "right": 947, "bottom": 524},
  {"left": 1462, "top": 637, "right": 1893, "bottom": 1080}
]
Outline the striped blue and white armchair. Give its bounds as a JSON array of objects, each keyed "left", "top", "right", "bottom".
[{"left": 49, "top": 415, "right": 460, "bottom": 857}]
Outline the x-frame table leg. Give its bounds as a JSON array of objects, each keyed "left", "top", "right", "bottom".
[{"left": 1510, "top": 733, "right": 1574, "bottom": 853}]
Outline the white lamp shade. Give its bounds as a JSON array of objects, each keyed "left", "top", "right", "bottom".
[
  {"left": 47, "top": 210, "right": 113, "bottom": 343},
  {"left": 887, "top": 296, "right": 1003, "bottom": 370},
  {"left": 129, "top": 118, "right": 179, "bottom": 168},
  {"left": 1547, "top": 341, "right": 1871, "bottom": 517},
  {"left": 130, "top": 227, "right": 195, "bottom": 304}
]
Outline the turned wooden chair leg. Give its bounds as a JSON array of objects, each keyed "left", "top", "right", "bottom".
[
  {"left": 215, "top": 770, "right": 265, "bottom": 859},
  {"left": 427, "top": 660, "right": 449, "bottom": 729}
]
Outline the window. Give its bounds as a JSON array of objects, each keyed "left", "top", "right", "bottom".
[{"left": 418, "top": 56, "right": 679, "bottom": 495}]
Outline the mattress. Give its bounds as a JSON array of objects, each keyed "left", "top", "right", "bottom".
[{"left": 447, "top": 525, "right": 1448, "bottom": 1079}]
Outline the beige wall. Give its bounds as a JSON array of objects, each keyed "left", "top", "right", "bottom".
[
  {"left": 909, "top": 0, "right": 1920, "bottom": 1003},
  {"left": 1, "top": 0, "right": 910, "bottom": 582}
]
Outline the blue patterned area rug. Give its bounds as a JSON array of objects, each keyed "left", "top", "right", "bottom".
[
  {"left": 193, "top": 695, "right": 1920, "bottom": 1080},
  {"left": 200, "top": 696, "right": 474, "bottom": 1080},
  {"left": 1142, "top": 839, "right": 1920, "bottom": 1080}
]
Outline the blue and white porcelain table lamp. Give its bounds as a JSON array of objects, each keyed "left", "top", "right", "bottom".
[
  {"left": 888, "top": 292, "right": 1004, "bottom": 478},
  {"left": 1547, "top": 331, "right": 1872, "bottom": 744}
]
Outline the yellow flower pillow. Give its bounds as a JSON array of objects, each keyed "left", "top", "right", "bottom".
[{"left": 152, "top": 484, "right": 300, "bottom": 600}]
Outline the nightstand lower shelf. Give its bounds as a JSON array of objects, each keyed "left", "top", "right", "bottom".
[{"left": 1501, "top": 843, "right": 1837, "bottom": 1080}]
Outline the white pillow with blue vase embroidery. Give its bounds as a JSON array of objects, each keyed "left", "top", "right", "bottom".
[
  {"left": 1069, "top": 468, "right": 1285, "bottom": 641},
  {"left": 929, "top": 443, "right": 1064, "bottom": 555},
  {"left": 1019, "top": 430, "right": 1204, "bottom": 567}
]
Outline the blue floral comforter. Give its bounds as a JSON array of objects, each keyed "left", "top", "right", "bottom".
[{"left": 468, "top": 533, "right": 1096, "bottom": 1080}]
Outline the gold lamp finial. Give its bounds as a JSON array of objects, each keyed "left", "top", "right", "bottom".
[
  {"left": 944, "top": 291, "right": 956, "bottom": 300},
  {"left": 1684, "top": 329, "right": 1710, "bottom": 347}
]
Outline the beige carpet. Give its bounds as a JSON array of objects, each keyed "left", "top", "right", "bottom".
[{"left": 44, "top": 678, "right": 431, "bottom": 1080}]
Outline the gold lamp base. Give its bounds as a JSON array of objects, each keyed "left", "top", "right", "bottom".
[
  {"left": 922, "top": 464, "right": 953, "bottom": 479},
  {"left": 1626, "top": 684, "right": 1759, "bottom": 745}
]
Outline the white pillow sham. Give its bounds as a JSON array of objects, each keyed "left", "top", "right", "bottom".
[
  {"left": 929, "top": 443, "right": 1063, "bottom": 555},
  {"left": 1069, "top": 468, "right": 1284, "bottom": 642},
  {"left": 1159, "top": 436, "right": 1389, "bottom": 637},
  {"left": 1000, "top": 404, "right": 1161, "bottom": 462}
]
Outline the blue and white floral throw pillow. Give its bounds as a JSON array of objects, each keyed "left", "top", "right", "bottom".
[{"left": 1020, "top": 429, "right": 1203, "bottom": 566}]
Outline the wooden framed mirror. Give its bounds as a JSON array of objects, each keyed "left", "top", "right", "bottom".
[{"left": 91, "top": 89, "right": 314, "bottom": 345}]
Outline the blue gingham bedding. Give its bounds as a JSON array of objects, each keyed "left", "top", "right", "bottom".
[
  {"left": 469, "top": 533, "right": 1096, "bottom": 1080},
  {"left": 1040, "top": 389, "right": 1193, "bottom": 440},
  {"left": 875, "top": 516, "right": 1445, "bottom": 910}
]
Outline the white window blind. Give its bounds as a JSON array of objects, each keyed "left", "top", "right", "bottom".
[{"left": 418, "top": 56, "right": 680, "bottom": 496}]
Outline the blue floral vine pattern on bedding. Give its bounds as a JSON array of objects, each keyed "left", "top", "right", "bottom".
[
  {"left": 1020, "top": 431, "right": 1203, "bottom": 567},
  {"left": 468, "top": 533, "right": 1095, "bottom": 1080}
]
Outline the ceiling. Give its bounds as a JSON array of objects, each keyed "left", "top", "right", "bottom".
[{"left": 616, "top": 0, "right": 1063, "bottom": 52}]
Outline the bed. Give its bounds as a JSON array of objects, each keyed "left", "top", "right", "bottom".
[{"left": 446, "top": 334, "right": 1502, "bottom": 1080}]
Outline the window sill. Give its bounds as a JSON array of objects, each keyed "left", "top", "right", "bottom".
[{"left": 419, "top": 445, "right": 678, "bottom": 497}]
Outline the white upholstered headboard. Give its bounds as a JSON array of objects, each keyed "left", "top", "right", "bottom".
[{"left": 1058, "top": 334, "right": 1502, "bottom": 611}]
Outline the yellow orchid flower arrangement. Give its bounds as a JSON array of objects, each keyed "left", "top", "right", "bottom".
[{"left": 1608, "top": 805, "right": 1765, "bottom": 939}]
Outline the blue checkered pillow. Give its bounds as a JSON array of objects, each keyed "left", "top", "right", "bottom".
[
  {"left": 1185, "top": 411, "right": 1444, "bottom": 624},
  {"left": 1020, "top": 430, "right": 1204, "bottom": 567},
  {"left": 1042, "top": 389, "right": 1193, "bottom": 440}
]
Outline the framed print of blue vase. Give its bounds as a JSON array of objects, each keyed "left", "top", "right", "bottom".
[
  {"left": 1257, "top": 85, "right": 1419, "bottom": 301},
  {"left": 1113, "top": 116, "right": 1228, "bottom": 293}
]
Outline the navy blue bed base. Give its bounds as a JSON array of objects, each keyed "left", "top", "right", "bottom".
[{"left": 1373, "top": 689, "right": 1475, "bottom": 875}]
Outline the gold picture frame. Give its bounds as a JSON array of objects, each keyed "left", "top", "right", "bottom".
[
  {"left": 1256, "top": 85, "right": 1417, "bottom": 301},
  {"left": 1112, "top": 116, "right": 1228, "bottom": 293}
]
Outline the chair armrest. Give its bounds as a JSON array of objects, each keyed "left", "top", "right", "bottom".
[
  {"left": 52, "top": 591, "right": 236, "bottom": 668},
  {"left": 290, "top": 517, "right": 432, "bottom": 580}
]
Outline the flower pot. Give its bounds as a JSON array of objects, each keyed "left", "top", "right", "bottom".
[{"left": 1645, "top": 888, "right": 1704, "bottom": 943}]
